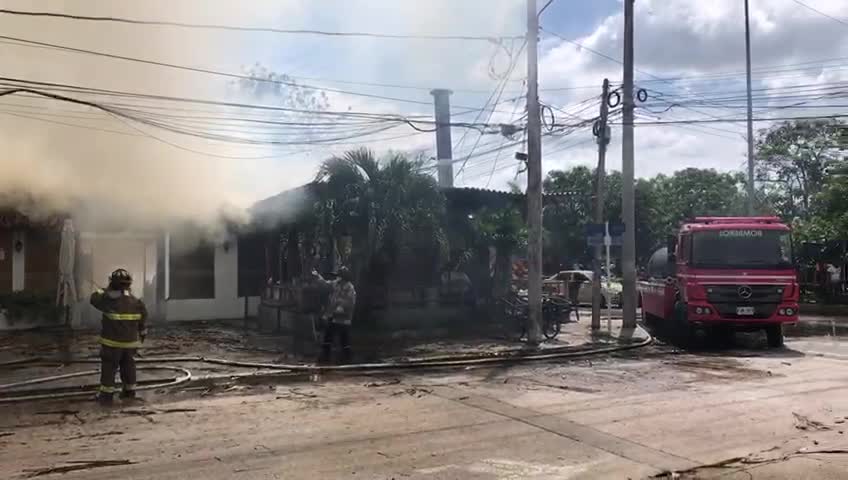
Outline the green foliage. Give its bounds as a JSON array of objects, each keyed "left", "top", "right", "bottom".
[
  {"left": 756, "top": 120, "right": 843, "bottom": 218},
  {"left": 818, "top": 176, "right": 848, "bottom": 234},
  {"left": 315, "top": 148, "right": 447, "bottom": 284},
  {"left": 543, "top": 166, "right": 594, "bottom": 267},
  {"left": 0, "top": 291, "right": 61, "bottom": 324},
  {"left": 753, "top": 120, "right": 847, "bottom": 244},
  {"left": 470, "top": 207, "right": 527, "bottom": 253},
  {"left": 649, "top": 168, "right": 747, "bottom": 233},
  {"left": 542, "top": 166, "right": 747, "bottom": 266}
]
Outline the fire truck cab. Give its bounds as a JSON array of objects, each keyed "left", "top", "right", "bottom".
[{"left": 638, "top": 217, "right": 799, "bottom": 347}]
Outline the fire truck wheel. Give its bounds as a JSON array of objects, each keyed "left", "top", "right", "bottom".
[{"left": 765, "top": 324, "right": 784, "bottom": 348}]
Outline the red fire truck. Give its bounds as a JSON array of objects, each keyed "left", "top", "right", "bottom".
[{"left": 638, "top": 217, "right": 799, "bottom": 347}]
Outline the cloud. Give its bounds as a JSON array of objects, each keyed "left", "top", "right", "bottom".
[
  {"left": 533, "top": 0, "right": 848, "bottom": 184},
  {"left": 1, "top": 0, "right": 844, "bottom": 208}
]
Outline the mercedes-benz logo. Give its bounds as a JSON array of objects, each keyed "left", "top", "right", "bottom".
[{"left": 738, "top": 285, "right": 753, "bottom": 299}]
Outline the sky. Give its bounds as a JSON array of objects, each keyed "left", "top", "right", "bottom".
[{"left": 0, "top": 0, "right": 846, "bottom": 227}]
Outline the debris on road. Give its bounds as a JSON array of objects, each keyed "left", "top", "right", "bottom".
[
  {"left": 65, "top": 431, "right": 123, "bottom": 441},
  {"left": 391, "top": 387, "right": 432, "bottom": 398},
  {"left": 792, "top": 412, "right": 831, "bottom": 431},
  {"left": 364, "top": 379, "right": 401, "bottom": 388},
  {"left": 121, "top": 408, "right": 196, "bottom": 416},
  {"left": 24, "top": 459, "right": 135, "bottom": 477}
]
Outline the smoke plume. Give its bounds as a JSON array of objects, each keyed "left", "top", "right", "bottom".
[{"left": 0, "top": 0, "right": 314, "bottom": 234}]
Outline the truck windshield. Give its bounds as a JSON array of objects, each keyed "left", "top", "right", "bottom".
[{"left": 691, "top": 229, "right": 792, "bottom": 269}]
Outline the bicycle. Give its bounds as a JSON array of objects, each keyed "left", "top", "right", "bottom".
[
  {"left": 497, "top": 294, "right": 578, "bottom": 341},
  {"left": 541, "top": 295, "right": 579, "bottom": 340}
]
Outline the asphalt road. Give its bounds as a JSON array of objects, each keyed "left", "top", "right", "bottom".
[{"left": 2, "top": 317, "right": 848, "bottom": 479}]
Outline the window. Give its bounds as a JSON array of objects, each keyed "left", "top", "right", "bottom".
[
  {"left": 678, "top": 234, "right": 691, "bottom": 264},
  {"left": 692, "top": 230, "right": 793, "bottom": 269},
  {"left": 24, "top": 228, "right": 61, "bottom": 294},
  {"left": 238, "top": 233, "right": 266, "bottom": 297},
  {"left": 169, "top": 236, "right": 215, "bottom": 299}
]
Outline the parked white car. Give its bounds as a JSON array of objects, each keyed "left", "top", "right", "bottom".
[{"left": 544, "top": 270, "right": 622, "bottom": 307}]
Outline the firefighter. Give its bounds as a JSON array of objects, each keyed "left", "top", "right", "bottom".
[
  {"left": 312, "top": 266, "right": 356, "bottom": 364},
  {"left": 90, "top": 268, "right": 148, "bottom": 406}
]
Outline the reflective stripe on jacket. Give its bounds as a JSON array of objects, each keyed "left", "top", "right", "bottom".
[{"left": 90, "top": 289, "right": 148, "bottom": 349}]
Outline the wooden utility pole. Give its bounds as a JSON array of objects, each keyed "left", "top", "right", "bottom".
[
  {"left": 591, "top": 79, "right": 611, "bottom": 330},
  {"left": 621, "top": 0, "right": 637, "bottom": 329},
  {"left": 525, "top": 0, "right": 542, "bottom": 343}
]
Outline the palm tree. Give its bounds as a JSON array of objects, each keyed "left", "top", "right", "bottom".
[{"left": 315, "top": 148, "right": 447, "bottom": 313}]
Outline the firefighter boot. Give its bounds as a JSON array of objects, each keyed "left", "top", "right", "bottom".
[
  {"left": 119, "top": 390, "right": 137, "bottom": 400},
  {"left": 96, "top": 392, "right": 114, "bottom": 407}
]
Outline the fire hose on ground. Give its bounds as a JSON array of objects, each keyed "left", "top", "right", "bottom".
[
  {"left": 0, "top": 326, "right": 652, "bottom": 403},
  {"left": 0, "top": 366, "right": 192, "bottom": 403}
]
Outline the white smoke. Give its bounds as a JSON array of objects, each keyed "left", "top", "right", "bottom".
[{"left": 0, "top": 0, "right": 316, "bottom": 233}]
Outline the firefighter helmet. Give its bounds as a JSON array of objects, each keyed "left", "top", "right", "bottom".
[{"left": 109, "top": 268, "right": 133, "bottom": 288}]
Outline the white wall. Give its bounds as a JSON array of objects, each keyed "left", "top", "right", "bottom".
[
  {"left": 163, "top": 234, "right": 260, "bottom": 321},
  {"left": 75, "top": 233, "right": 157, "bottom": 329}
]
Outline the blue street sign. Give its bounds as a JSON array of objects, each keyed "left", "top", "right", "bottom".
[
  {"left": 587, "top": 235, "right": 604, "bottom": 247},
  {"left": 584, "top": 224, "right": 606, "bottom": 236},
  {"left": 586, "top": 222, "right": 624, "bottom": 246},
  {"left": 608, "top": 223, "right": 626, "bottom": 236}
]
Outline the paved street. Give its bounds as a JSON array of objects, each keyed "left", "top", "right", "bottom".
[{"left": 2, "top": 318, "right": 848, "bottom": 479}]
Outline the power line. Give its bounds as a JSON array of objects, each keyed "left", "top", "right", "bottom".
[
  {"left": 456, "top": 41, "right": 527, "bottom": 178},
  {"left": 0, "top": 77, "right": 505, "bottom": 131},
  {"left": 486, "top": 98, "right": 526, "bottom": 188},
  {"left": 539, "top": 26, "right": 741, "bottom": 123},
  {"left": 0, "top": 87, "right": 419, "bottom": 147},
  {"left": 789, "top": 0, "right": 848, "bottom": 28},
  {"left": 618, "top": 113, "right": 848, "bottom": 126},
  {"left": 0, "top": 8, "right": 522, "bottom": 41},
  {"left": 538, "top": 0, "right": 556, "bottom": 18},
  {"left": 539, "top": 26, "right": 623, "bottom": 67},
  {"left": 0, "top": 109, "right": 143, "bottom": 137},
  {"left": 0, "top": 33, "right": 518, "bottom": 113}
]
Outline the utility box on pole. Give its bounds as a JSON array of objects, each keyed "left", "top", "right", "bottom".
[{"left": 430, "top": 89, "right": 454, "bottom": 187}]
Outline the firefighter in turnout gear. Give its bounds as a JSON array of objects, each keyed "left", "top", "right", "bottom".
[
  {"left": 312, "top": 266, "right": 356, "bottom": 364},
  {"left": 90, "top": 268, "right": 148, "bottom": 406}
]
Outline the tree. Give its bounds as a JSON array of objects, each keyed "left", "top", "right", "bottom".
[
  {"left": 542, "top": 166, "right": 748, "bottom": 270},
  {"left": 315, "top": 148, "right": 447, "bottom": 308},
  {"left": 649, "top": 168, "right": 747, "bottom": 233},
  {"left": 543, "top": 166, "right": 594, "bottom": 270},
  {"left": 470, "top": 207, "right": 527, "bottom": 297},
  {"left": 755, "top": 120, "right": 844, "bottom": 219},
  {"left": 237, "top": 64, "right": 330, "bottom": 111}
]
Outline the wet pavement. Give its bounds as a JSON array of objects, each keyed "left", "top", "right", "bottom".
[{"left": 1, "top": 309, "right": 848, "bottom": 479}]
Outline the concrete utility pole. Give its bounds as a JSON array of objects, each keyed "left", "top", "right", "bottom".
[
  {"left": 621, "top": 0, "right": 637, "bottom": 329},
  {"left": 525, "top": 0, "right": 543, "bottom": 344},
  {"left": 430, "top": 88, "right": 454, "bottom": 188},
  {"left": 744, "top": 0, "right": 756, "bottom": 215},
  {"left": 592, "top": 79, "right": 611, "bottom": 330}
]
